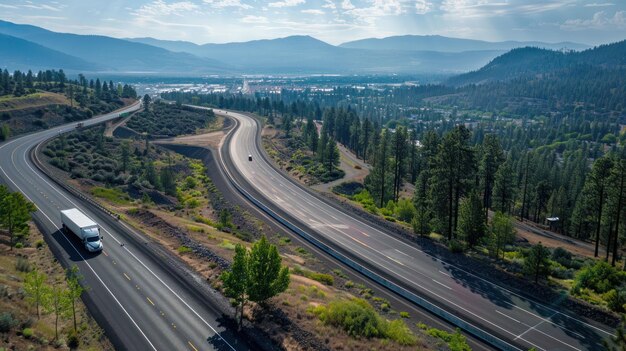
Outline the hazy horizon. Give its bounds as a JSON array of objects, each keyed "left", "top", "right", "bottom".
[{"left": 0, "top": 1, "right": 624, "bottom": 46}]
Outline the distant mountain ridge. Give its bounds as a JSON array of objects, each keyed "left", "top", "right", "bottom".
[
  {"left": 339, "top": 35, "right": 589, "bottom": 53},
  {"left": 0, "top": 33, "right": 100, "bottom": 71},
  {"left": 447, "top": 40, "right": 626, "bottom": 86},
  {"left": 0, "top": 20, "right": 229, "bottom": 74}
]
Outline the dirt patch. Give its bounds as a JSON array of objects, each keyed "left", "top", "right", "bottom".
[{"left": 155, "top": 130, "right": 225, "bottom": 149}]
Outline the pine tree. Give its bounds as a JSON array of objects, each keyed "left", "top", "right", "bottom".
[
  {"left": 365, "top": 129, "right": 392, "bottom": 207},
  {"left": 391, "top": 126, "right": 408, "bottom": 201},
  {"left": 488, "top": 212, "right": 515, "bottom": 259},
  {"left": 479, "top": 134, "right": 504, "bottom": 218},
  {"left": 458, "top": 191, "right": 486, "bottom": 248},
  {"left": 524, "top": 243, "right": 551, "bottom": 284},
  {"left": 493, "top": 160, "right": 516, "bottom": 214},
  {"left": 0, "top": 189, "right": 37, "bottom": 249}
]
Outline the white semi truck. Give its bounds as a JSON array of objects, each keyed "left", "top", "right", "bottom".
[{"left": 60, "top": 208, "right": 103, "bottom": 252}]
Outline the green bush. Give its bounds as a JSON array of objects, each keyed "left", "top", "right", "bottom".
[
  {"left": 35, "top": 240, "right": 45, "bottom": 249},
  {"left": 310, "top": 298, "right": 417, "bottom": 345},
  {"left": 14, "top": 242, "right": 23, "bottom": 249},
  {"left": 395, "top": 198, "right": 417, "bottom": 222},
  {"left": 311, "top": 298, "right": 385, "bottom": 338},
  {"left": 604, "top": 289, "right": 626, "bottom": 312},
  {"left": 22, "top": 327, "right": 33, "bottom": 338},
  {"left": 427, "top": 328, "right": 471, "bottom": 351},
  {"left": 399, "top": 311, "right": 410, "bottom": 318},
  {"left": 177, "top": 246, "right": 192, "bottom": 254},
  {"left": 572, "top": 261, "right": 626, "bottom": 295}
]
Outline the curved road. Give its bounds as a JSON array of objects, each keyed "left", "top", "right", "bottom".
[
  {"left": 0, "top": 103, "right": 250, "bottom": 351},
  {"left": 220, "top": 109, "right": 614, "bottom": 351}
]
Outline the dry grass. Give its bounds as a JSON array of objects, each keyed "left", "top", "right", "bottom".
[{"left": 0, "top": 91, "right": 72, "bottom": 112}]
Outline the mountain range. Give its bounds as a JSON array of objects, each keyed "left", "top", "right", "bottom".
[
  {"left": 0, "top": 19, "right": 603, "bottom": 76},
  {"left": 447, "top": 40, "right": 626, "bottom": 86}
]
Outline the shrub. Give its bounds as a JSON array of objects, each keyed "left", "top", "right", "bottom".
[
  {"left": 395, "top": 198, "right": 417, "bottom": 222},
  {"left": 427, "top": 328, "right": 471, "bottom": 351},
  {"left": 604, "top": 289, "right": 626, "bottom": 312},
  {"left": 313, "top": 298, "right": 385, "bottom": 338},
  {"left": 311, "top": 298, "right": 417, "bottom": 345},
  {"left": 177, "top": 246, "right": 192, "bottom": 254},
  {"left": 385, "top": 319, "right": 418, "bottom": 346},
  {"left": 552, "top": 247, "right": 573, "bottom": 267},
  {"left": 399, "top": 311, "right": 410, "bottom": 318},
  {"left": 308, "top": 272, "right": 334, "bottom": 286},
  {"left": 67, "top": 330, "right": 79, "bottom": 349},
  {"left": 15, "top": 257, "right": 31, "bottom": 272},
  {"left": 572, "top": 261, "right": 626, "bottom": 295},
  {"left": 14, "top": 242, "right": 23, "bottom": 249},
  {"left": 0, "top": 312, "right": 16, "bottom": 333},
  {"left": 448, "top": 239, "right": 465, "bottom": 253},
  {"left": 22, "top": 327, "right": 33, "bottom": 338}
]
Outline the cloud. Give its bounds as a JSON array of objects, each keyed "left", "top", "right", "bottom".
[
  {"left": 203, "top": 0, "right": 252, "bottom": 9},
  {"left": 134, "top": 1, "right": 199, "bottom": 17},
  {"left": 22, "top": 3, "right": 62, "bottom": 12},
  {"left": 341, "top": 0, "right": 355, "bottom": 10},
  {"left": 322, "top": 0, "right": 336, "bottom": 10},
  {"left": 561, "top": 10, "right": 626, "bottom": 30},
  {"left": 584, "top": 2, "right": 614, "bottom": 7},
  {"left": 302, "top": 9, "right": 325, "bottom": 15},
  {"left": 415, "top": 0, "right": 432, "bottom": 14},
  {"left": 241, "top": 15, "right": 269, "bottom": 23},
  {"left": 268, "top": 0, "right": 305, "bottom": 8},
  {"left": 440, "top": 0, "right": 575, "bottom": 18}
]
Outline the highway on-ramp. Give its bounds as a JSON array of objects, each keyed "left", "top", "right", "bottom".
[
  {"left": 219, "top": 108, "right": 614, "bottom": 351},
  {"left": 0, "top": 102, "right": 251, "bottom": 351}
]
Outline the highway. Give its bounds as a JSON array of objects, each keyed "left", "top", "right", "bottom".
[
  {"left": 219, "top": 109, "right": 615, "bottom": 351},
  {"left": 0, "top": 103, "right": 250, "bottom": 351}
]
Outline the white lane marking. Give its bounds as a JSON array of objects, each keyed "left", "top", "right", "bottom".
[
  {"left": 431, "top": 279, "right": 452, "bottom": 290},
  {"left": 27, "top": 137, "right": 238, "bottom": 351},
  {"left": 496, "top": 310, "right": 521, "bottom": 324},
  {"left": 438, "top": 270, "right": 450, "bottom": 277},
  {"left": 395, "top": 249, "right": 412, "bottom": 256},
  {"left": 503, "top": 301, "right": 586, "bottom": 339},
  {"left": 385, "top": 255, "right": 405, "bottom": 266},
  {"left": 0, "top": 144, "right": 157, "bottom": 351},
  {"left": 227, "top": 109, "right": 614, "bottom": 338}
]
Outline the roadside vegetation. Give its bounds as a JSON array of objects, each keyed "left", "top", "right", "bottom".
[
  {"left": 0, "top": 188, "right": 110, "bottom": 349},
  {"left": 125, "top": 101, "right": 216, "bottom": 137},
  {"left": 0, "top": 68, "right": 137, "bottom": 138}
]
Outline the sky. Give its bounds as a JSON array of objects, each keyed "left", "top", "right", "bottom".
[{"left": 0, "top": 0, "right": 625, "bottom": 45}]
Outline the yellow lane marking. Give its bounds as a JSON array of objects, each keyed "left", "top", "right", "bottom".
[
  {"left": 188, "top": 341, "right": 199, "bottom": 351},
  {"left": 146, "top": 297, "right": 155, "bottom": 306},
  {"left": 123, "top": 273, "right": 131, "bottom": 281}
]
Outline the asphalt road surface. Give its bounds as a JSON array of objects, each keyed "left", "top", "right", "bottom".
[
  {"left": 219, "top": 108, "right": 614, "bottom": 351},
  {"left": 0, "top": 103, "right": 250, "bottom": 351}
]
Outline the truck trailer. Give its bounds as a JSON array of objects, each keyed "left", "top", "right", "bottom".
[{"left": 60, "top": 208, "right": 103, "bottom": 252}]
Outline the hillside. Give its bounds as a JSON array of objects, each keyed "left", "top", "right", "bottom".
[
  {"left": 447, "top": 40, "right": 626, "bottom": 86},
  {"left": 0, "top": 20, "right": 230, "bottom": 74},
  {"left": 340, "top": 35, "right": 589, "bottom": 53},
  {"left": 0, "top": 33, "right": 100, "bottom": 71}
]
